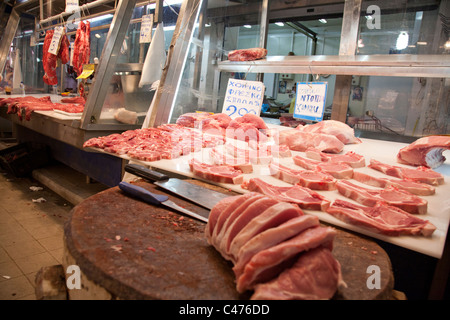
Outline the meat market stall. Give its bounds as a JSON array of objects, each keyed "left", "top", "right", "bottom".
[{"left": 0, "top": 1, "right": 159, "bottom": 187}]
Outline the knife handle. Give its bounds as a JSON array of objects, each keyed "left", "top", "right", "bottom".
[
  {"left": 125, "top": 164, "right": 169, "bottom": 181},
  {"left": 119, "top": 181, "right": 169, "bottom": 205}
]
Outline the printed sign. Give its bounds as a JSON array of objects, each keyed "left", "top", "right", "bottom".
[
  {"left": 48, "top": 26, "right": 64, "bottom": 55},
  {"left": 222, "top": 79, "right": 265, "bottom": 119},
  {"left": 140, "top": 14, "right": 154, "bottom": 44},
  {"left": 293, "top": 82, "right": 328, "bottom": 122},
  {"left": 66, "top": 0, "right": 79, "bottom": 13}
]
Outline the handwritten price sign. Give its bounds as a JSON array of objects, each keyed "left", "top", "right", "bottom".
[
  {"left": 293, "top": 82, "right": 328, "bottom": 122},
  {"left": 222, "top": 79, "right": 265, "bottom": 119},
  {"left": 140, "top": 14, "right": 154, "bottom": 44},
  {"left": 48, "top": 26, "right": 64, "bottom": 55}
]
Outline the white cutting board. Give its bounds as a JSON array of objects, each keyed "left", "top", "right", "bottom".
[{"left": 90, "top": 124, "right": 450, "bottom": 259}]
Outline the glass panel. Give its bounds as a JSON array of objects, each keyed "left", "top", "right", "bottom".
[
  {"left": 358, "top": 0, "right": 448, "bottom": 55},
  {"left": 347, "top": 75, "right": 450, "bottom": 139},
  {"left": 97, "top": 2, "right": 180, "bottom": 126},
  {"left": 169, "top": 1, "right": 345, "bottom": 124}
]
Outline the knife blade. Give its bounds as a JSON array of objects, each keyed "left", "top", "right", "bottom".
[
  {"left": 124, "top": 163, "right": 230, "bottom": 210},
  {"left": 118, "top": 181, "right": 208, "bottom": 223}
]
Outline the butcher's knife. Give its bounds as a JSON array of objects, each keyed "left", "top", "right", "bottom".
[
  {"left": 118, "top": 181, "right": 208, "bottom": 223},
  {"left": 124, "top": 163, "right": 230, "bottom": 210}
]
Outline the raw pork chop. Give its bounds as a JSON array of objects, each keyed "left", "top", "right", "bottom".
[
  {"left": 206, "top": 193, "right": 260, "bottom": 242},
  {"left": 279, "top": 129, "right": 344, "bottom": 153},
  {"left": 269, "top": 162, "right": 337, "bottom": 190},
  {"left": 236, "top": 225, "right": 336, "bottom": 292},
  {"left": 188, "top": 159, "right": 244, "bottom": 184},
  {"left": 352, "top": 171, "right": 435, "bottom": 196},
  {"left": 326, "top": 199, "right": 436, "bottom": 237},
  {"left": 305, "top": 148, "right": 365, "bottom": 168},
  {"left": 209, "top": 147, "right": 253, "bottom": 173},
  {"left": 369, "top": 159, "right": 444, "bottom": 185},
  {"left": 336, "top": 180, "right": 428, "bottom": 214},
  {"left": 397, "top": 135, "right": 450, "bottom": 168},
  {"left": 242, "top": 178, "right": 330, "bottom": 211},
  {"left": 217, "top": 197, "right": 280, "bottom": 261},
  {"left": 226, "top": 114, "right": 269, "bottom": 143},
  {"left": 228, "top": 48, "right": 267, "bottom": 61},
  {"left": 296, "top": 120, "right": 361, "bottom": 144},
  {"left": 225, "top": 143, "right": 272, "bottom": 165},
  {"left": 248, "top": 141, "right": 292, "bottom": 158},
  {"left": 233, "top": 215, "right": 319, "bottom": 279},
  {"left": 293, "top": 155, "right": 353, "bottom": 179},
  {"left": 251, "top": 246, "right": 343, "bottom": 300},
  {"left": 228, "top": 202, "right": 304, "bottom": 262}
]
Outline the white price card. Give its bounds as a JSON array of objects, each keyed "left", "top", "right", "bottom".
[
  {"left": 140, "top": 14, "right": 154, "bottom": 44},
  {"left": 66, "top": 0, "right": 79, "bottom": 13},
  {"left": 222, "top": 79, "right": 265, "bottom": 119},
  {"left": 48, "top": 26, "right": 64, "bottom": 55},
  {"left": 293, "top": 82, "right": 328, "bottom": 122}
]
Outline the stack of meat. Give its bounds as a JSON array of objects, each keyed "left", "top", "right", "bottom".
[
  {"left": 396, "top": 135, "right": 450, "bottom": 169},
  {"left": 279, "top": 120, "right": 361, "bottom": 154},
  {"left": 72, "top": 21, "right": 91, "bottom": 76},
  {"left": 206, "top": 192, "right": 344, "bottom": 300},
  {"left": 227, "top": 48, "right": 268, "bottom": 61},
  {"left": 42, "top": 29, "right": 70, "bottom": 85},
  {"left": 176, "top": 112, "right": 231, "bottom": 136},
  {"left": 83, "top": 124, "right": 225, "bottom": 161},
  {"left": 0, "top": 96, "right": 85, "bottom": 120}
]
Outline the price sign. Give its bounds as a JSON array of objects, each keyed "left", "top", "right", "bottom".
[
  {"left": 140, "top": 14, "right": 154, "bottom": 44},
  {"left": 222, "top": 79, "right": 265, "bottom": 119},
  {"left": 66, "top": 0, "right": 79, "bottom": 13},
  {"left": 293, "top": 82, "right": 328, "bottom": 122},
  {"left": 48, "top": 26, "right": 64, "bottom": 55}
]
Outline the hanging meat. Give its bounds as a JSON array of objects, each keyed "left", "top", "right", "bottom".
[
  {"left": 42, "top": 30, "right": 58, "bottom": 85},
  {"left": 72, "top": 21, "right": 91, "bottom": 76},
  {"left": 58, "top": 34, "right": 70, "bottom": 65},
  {"left": 42, "top": 30, "right": 71, "bottom": 85}
]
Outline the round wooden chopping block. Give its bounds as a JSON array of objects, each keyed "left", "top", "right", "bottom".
[{"left": 64, "top": 180, "right": 393, "bottom": 300}]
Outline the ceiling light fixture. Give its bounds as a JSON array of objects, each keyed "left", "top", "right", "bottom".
[
  {"left": 319, "top": 19, "right": 327, "bottom": 24},
  {"left": 275, "top": 22, "right": 284, "bottom": 27},
  {"left": 396, "top": 31, "right": 409, "bottom": 50}
]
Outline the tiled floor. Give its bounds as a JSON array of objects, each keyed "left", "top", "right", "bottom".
[{"left": 0, "top": 168, "right": 74, "bottom": 300}]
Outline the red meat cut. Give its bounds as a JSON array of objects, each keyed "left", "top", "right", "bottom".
[
  {"left": 397, "top": 135, "right": 450, "bottom": 168},
  {"left": 326, "top": 199, "right": 436, "bottom": 237},
  {"left": 293, "top": 155, "right": 353, "bottom": 179},
  {"left": 188, "top": 159, "right": 244, "bottom": 184},
  {"left": 228, "top": 48, "right": 267, "bottom": 61},
  {"left": 236, "top": 225, "right": 336, "bottom": 293},
  {"left": 269, "top": 162, "right": 337, "bottom": 191},
  {"left": 296, "top": 120, "right": 361, "bottom": 144},
  {"left": 232, "top": 215, "right": 319, "bottom": 280},
  {"left": 279, "top": 129, "right": 344, "bottom": 153},
  {"left": 242, "top": 178, "right": 330, "bottom": 211},
  {"left": 352, "top": 171, "right": 435, "bottom": 196},
  {"left": 43, "top": 30, "right": 58, "bottom": 85},
  {"left": 305, "top": 148, "right": 366, "bottom": 168},
  {"left": 369, "top": 159, "right": 444, "bottom": 185},
  {"left": 336, "top": 180, "right": 428, "bottom": 214},
  {"left": 251, "top": 246, "right": 343, "bottom": 300},
  {"left": 209, "top": 147, "right": 253, "bottom": 173}
]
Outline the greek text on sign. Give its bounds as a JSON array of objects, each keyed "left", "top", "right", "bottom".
[
  {"left": 222, "top": 79, "right": 265, "bottom": 119},
  {"left": 66, "top": 0, "right": 79, "bottom": 13},
  {"left": 140, "top": 14, "right": 154, "bottom": 44},
  {"left": 293, "top": 82, "right": 328, "bottom": 122},
  {"left": 48, "top": 26, "right": 64, "bottom": 55}
]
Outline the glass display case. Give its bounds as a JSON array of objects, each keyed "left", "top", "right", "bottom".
[{"left": 151, "top": 0, "right": 449, "bottom": 143}]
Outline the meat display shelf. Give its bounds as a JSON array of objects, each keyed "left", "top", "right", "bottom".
[
  {"left": 86, "top": 124, "right": 450, "bottom": 259},
  {"left": 217, "top": 54, "right": 450, "bottom": 78}
]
